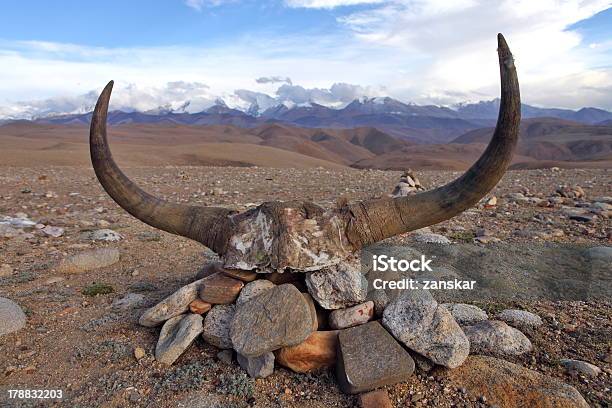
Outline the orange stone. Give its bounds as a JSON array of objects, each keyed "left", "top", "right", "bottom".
[
  {"left": 199, "top": 272, "right": 244, "bottom": 304},
  {"left": 359, "top": 390, "right": 393, "bottom": 408},
  {"left": 275, "top": 330, "right": 338, "bottom": 373},
  {"left": 189, "top": 299, "right": 212, "bottom": 314},
  {"left": 221, "top": 267, "right": 257, "bottom": 282}
]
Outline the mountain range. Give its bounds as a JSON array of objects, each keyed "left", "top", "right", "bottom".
[{"left": 26, "top": 97, "right": 612, "bottom": 144}]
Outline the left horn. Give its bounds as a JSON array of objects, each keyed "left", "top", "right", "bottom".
[
  {"left": 344, "top": 33, "right": 521, "bottom": 248},
  {"left": 90, "top": 81, "right": 235, "bottom": 254}
]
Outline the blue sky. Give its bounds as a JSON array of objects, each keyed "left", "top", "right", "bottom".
[{"left": 0, "top": 1, "right": 610, "bottom": 118}]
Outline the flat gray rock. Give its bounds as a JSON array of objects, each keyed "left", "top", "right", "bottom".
[
  {"left": 139, "top": 278, "right": 205, "bottom": 327},
  {"left": 58, "top": 248, "right": 120, "bottom": 274},
  {"left": 155, "top": 314, "right": 203, "bottom": 365},
  {"left": 495, "top": 309, "right": 542, "bottom": 329},
  {"left": 202, "top": 305, "right": 235, "bottom": 349},
  {"left": 305, "top": 261, "right": 367, "bottom": 310},
  {"left": 237, "top": 352, "right": 275, "bottom": 378},
  {"left": 336, "top": 321, "right": 414, "bottom": 394},
  {"left": 441, "top": 303, "right": 488, "bottom": 326},
  {"left": 231, "top": 284, "right": 313, "bottom": 357},
  {"left": 0, "top": 297, "right": 26, "bottom": 336},
  {"left": 235, "top": 280, "right": 275, "bottom": 306},
  {"left": 382, "top": 289, "right": 469, "bottom": 368},
  {"left": 464, "top": 320, "right": 532, "bottom": 357}
]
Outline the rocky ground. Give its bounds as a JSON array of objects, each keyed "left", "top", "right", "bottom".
[{"left": 0, "top": 166, "right": 610, "bottom": 407}]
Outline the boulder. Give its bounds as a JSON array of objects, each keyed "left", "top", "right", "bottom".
[
  {"left": 237, "top": 352, "right": 275, "bottom": 379},
  {"left": 139, "top": 278, "right": 205, "bottom": 327},
  {"left": 337, "top": 321, "right": 415, "bottom": 394},
  {"left": 275, "top": 330, "right": 338, "bottom": 373},
  {"left": 305, "top": 262, "right": 368, "bottom": 310},
  {"left": 199, "top": 272, "right": 244, "bottom": 304},
  {"left": 202, "top": 304, "right": 235, "bottom": 349},
  {"left": 329, "top": 301, "right": 374, "bottom": 329},
  {"left": 231, "top": 284, "right": 313, "bottom": 357},
  {"left": 155, "top": 314, "right": 203, "bottom": 365},
  {"left": 382, "top": 289, "right": 469, "bottom": 368},
  {"left": 441, "top": 303, "right": 488, "bottom": 326},
  {"left": 436, "top": 355, "right": 589, "bottom": 408},
  {"left": 0, "top": 297, "right": 26, "bottom": 336},
  {"left": 235, "top": 280, "right": 275, "bottom": 306},
  {"left": 496, "top": 309, "right": 543, "bottom": 329},
  {"left": 58, "top": 248, "right": 120, "bottom": 274},
  {"left": 464, "top": 320, "right": 532, "bottom": 357}
]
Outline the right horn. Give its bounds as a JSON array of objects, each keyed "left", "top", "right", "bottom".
[{"left": 344, "top": 33, "right": 521, "bottom": 249}]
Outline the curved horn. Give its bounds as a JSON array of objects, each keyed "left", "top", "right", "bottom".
[
  {"left": 345, "top": 34, "right": 521, "bottom": 248},
  {"left": 90, "top": 81, "right": 234, "bottom": 253}
]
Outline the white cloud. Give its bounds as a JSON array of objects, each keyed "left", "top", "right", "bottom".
[
  {"left": 255, "top": 76, "right": 293, "bottom": 85},
  {"left": 184, "top": 0, "right": 235, "bottom": 11},
  {"left": 285, "top": 0, "right": 386, "bottom": 8}
]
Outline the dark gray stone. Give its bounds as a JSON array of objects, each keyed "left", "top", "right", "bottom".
[
  {"left": 155, "top": 314, "right": 203, "bottom": 365},
  {"left": 237, "top": 352, "right": 275, "bottom": 378}
]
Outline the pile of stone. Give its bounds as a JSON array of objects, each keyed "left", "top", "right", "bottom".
[
  {"left": 137, "top": 260, "right": 555, "bottom": 399},
  {"left": 391, "top": 170, "right": 424, "bottom": 197}
]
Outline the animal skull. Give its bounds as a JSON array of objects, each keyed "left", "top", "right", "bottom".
[{"left": 89, "top": 34, "right": 520, "bottom": 274}]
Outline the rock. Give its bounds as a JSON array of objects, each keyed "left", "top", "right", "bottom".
[
  {"left": 202, "top": 305, "right": 235, "bottom": 349},
  {"left": 0, "top": 263, "right": 13, "bottom": 277},
  {"left": 82, "top": 229, "right": 122, "bottom": 242},
  {"left": 188, "top": 299, "right": 212, "bottom": 314},
  {"left": 366, "top": 288, "right": 389, "bottom": 318},
  {"left": 220, "top": 267, "right": 257, "bottom": 282},
  {"left": 112, "top": 293, "right": 145, "bottom": 311},
  {"left": 42, "top": 225, "right": 65, "bottom": 237},
  {"left": 58, "top": 248, "right": 120, "bottom": 274},
  {"left": 235, "top": 280, "right": 275, "bottom": 306},
  {"left": 441, "top": 303, "right": 488, "bottom": 326},
  {"left": 302, "top": 293, "right": 319, "bottom": 332},
  {"left": 436, "top": 355, "right": 589, "bottom": 408},
  {"left": 195, "top": 262, "right": 221, "bottom": 280},
  {"left": 199, "top": 272, "right": 244, "bottom": 304},
  {"left": 495, "top": 309, "right": 543, "bottom": 329},
  {"left": 556, "top": 185, "right": 585, "bottom": 199},
  {"left": 560, "top": 359, "right": 601, "bottom": 377},
  {"left": 585, "top": 246, "right": 612, "bottom": 262},
  {"left": 329, "top": 301, "right": 374, "bottom": 329},
  {"left": 359, "top": 390, "right": 393, "bottom": 408},
  {"left": 336, "top": 321, "right": 415, "bottom": 394},
  {"left": 463, "top": 320, "right": 532, "bottom": 357},
  {"left": 134, "top": 347, "right": 146, "bottom": 360},
  {"left": 264, "top": 271, "right": 303, "bottom": 285},
  {"left": 216, "top": 349, "right": 233, "bottom": 365},
  {"left": 0, "top": 297, "right": 26, "bottom": 336},
  {"left": 305, "top": 262, "right": 368, "bottom": 310},
  {"left": 139, "top": 278, "right": 205, "bottom": 327},
  {"left": 411, "top": 351, "right": 435, "bottom": 373},
  {"left": 484, "top": 196, "right": 497, "bottom": 207},
  {"left": 382, "top": 289, "right": 469, "bottom": 368},
  {"left": 231, "top": 284, "right": 313, "bottom": 357},
  {"left": 569, "top": 214, "right": 593, "bottom": 223},
  {"left": 413, "top": 232, "right": 451, "bottom": 244},
  {"left": 237, "top": 352, "right": 275, "bottom": 378},
  {"left": 155, "top": 314, "right": 203, "bottom": 365},
  {"left": 275, "top": 330, "right": 338, "bottom": 373}
]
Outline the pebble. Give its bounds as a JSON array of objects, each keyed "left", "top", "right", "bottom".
[
  {"left": 202, "top": 304, "right": 235, "bottom": 349},
  {"left": 237, "top": 352, "right": 275, "bottom": 378},
  {"left": 231, "top": 284, "right": 313, "bottom": 357},
  {"left": 0, "top": 297, "right": 27, "bottom": 336},
  {"left": 134, "top": 347, "right": 146, "bottom": 360},
  {"left": 58, "top": 248, "right": 120, "bottom": 274},
  {"left": 441, "top": 303, "right": 488, "bottom": 326},
  {"left": 42, "top": 225, "right": 65, "bottom": 237},
  {"left": 560, "top": 359, "right": 601, "bottom": 377},
  {"left": 463, "top": 320, "right": 532, "bottom": 357},
  {"left": 382, "top": 289, "right": 469, "bottom": 368},
  {"left": 112, "top": 293, "right": 145, "bottom": 311},
  {"left": 0, "top": 263, "right": 13, "bottom": 277},
  {"left": 305, "top": 262, "right": 368, "bottom": 310},
  {"left": 82, "top": 229, "right": 122, "bottom": 242},
  {"left": 155, "top": 314, "right": 203, "bottom": 365},
  {"left": 329, "top": 301, "right": 374, "bottom": 329},
  {"left": 337, "top": 321, "right": 415, "bottom": 394},
  {"left": 495, "top": 309, "right": 543, "bottom": 330}
]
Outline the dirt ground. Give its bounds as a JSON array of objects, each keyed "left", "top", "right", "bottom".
[{"left": 0, "top": 166, "right": 610, "bottom": 407}]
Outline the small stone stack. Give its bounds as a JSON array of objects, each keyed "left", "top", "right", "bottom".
[
  {"left": 391, "top": 170, "right": 424, "bottom": 198},
  {"left": 137, "top": 260, "right": 546, "bottom": 399}
]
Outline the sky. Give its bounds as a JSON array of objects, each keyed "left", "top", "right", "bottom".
[{"left": 0, "top": 0, "right": 610, "bottom": 119}]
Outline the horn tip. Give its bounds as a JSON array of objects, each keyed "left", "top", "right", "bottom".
[{"left": 497, "top": 33, "right": 511, "bottom": 56}]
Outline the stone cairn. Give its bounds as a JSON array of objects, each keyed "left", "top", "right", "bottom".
[
  {"left": 138, "top": 259, "right": 541, "bottom": 399},
  {"left": 390, "top": 170, "right": 424, "bottom": 198}
]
